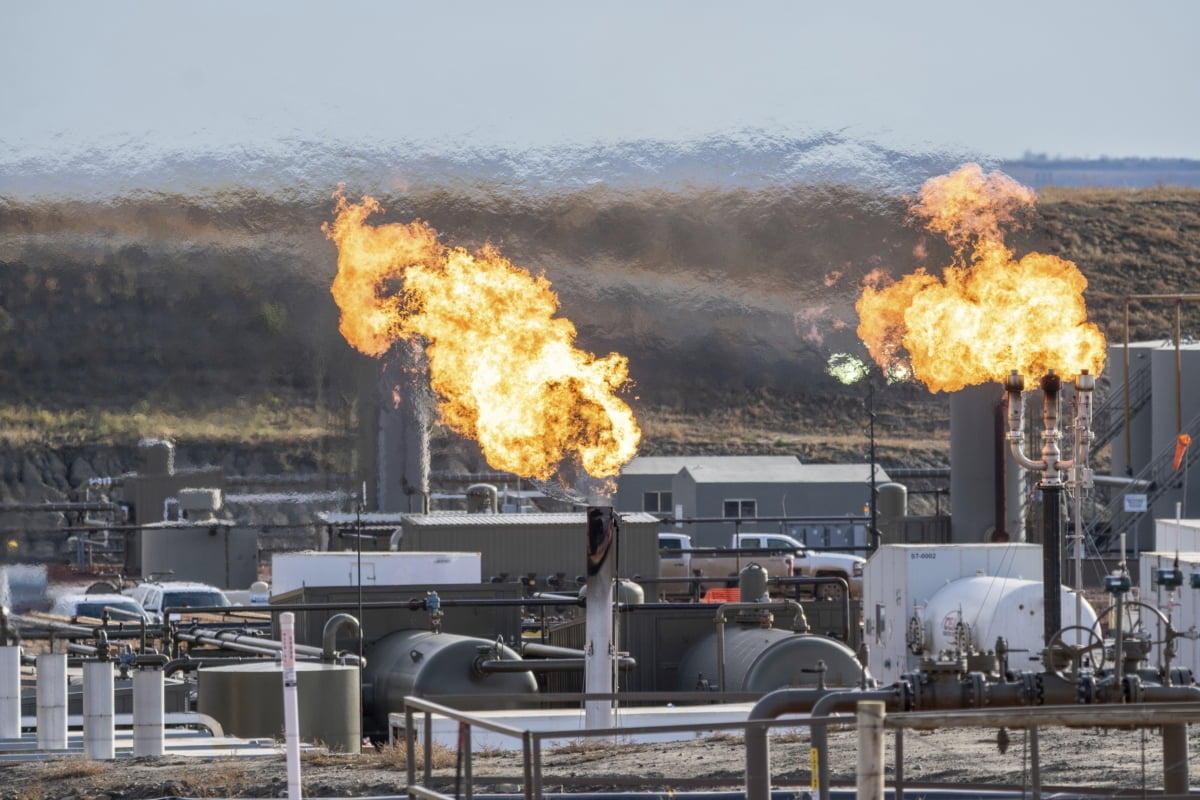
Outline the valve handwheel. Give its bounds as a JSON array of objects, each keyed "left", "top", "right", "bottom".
[{"left": 1049, "top": 625, "right": 1107, "bottom": 671}]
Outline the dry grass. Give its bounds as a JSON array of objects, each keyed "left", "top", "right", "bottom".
[
  {"left": 14, "top": 757, "right": 113, "bottom": 800},
  {"left": 190, "top": 757, "right": 256, "bottom": 798},
  {"left": 37, "top": 756, "right": 111, "bottom": 781},
  {"left": 367, "top": 739, "right": 459, "bottom": 770},
  {"left": 0, "top": 401, "right": 335, "bottom": 448}
]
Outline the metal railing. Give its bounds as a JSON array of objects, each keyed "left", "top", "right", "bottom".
[
  {"left": 1091, "top": 361, "right": 1153, "bottom": 452},
  {"left": 398, "top": 694, "right": 810, "bottom": 800},
  {"left": 398, "top": 695, "right": 1200, "bottom": 800},
  {"left": 1090, "top": 409, "right": 1200, "bottom": 551}
]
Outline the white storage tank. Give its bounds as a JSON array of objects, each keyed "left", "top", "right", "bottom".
[
  {"left": 917, "top": 575, "right": 1099, "bottom": 672},
  {"left": 864, "top": 543, "right": 1077, "bottom": 684}
]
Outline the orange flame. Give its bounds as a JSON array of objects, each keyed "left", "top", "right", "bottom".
[
  {"left": 856, "top": 164, "right": 1106, "bottom": 392},
  {"left": 325, "top": 191, "right": 641, "bottom": 481}
]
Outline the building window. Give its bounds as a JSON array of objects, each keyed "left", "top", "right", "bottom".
[
  {"left": 643, "top": 491, "right": 672, "bottom": 513},
  {"left": 723, "top": 499, "right": 756, "bottom": 518}
]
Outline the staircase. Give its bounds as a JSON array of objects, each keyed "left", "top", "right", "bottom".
[
  {"left": 1091, "top": 363, "right": 1152, "bottom": 452},
  {"left": 1088, "top": 411, "right": 1200, "bottom": 552}
]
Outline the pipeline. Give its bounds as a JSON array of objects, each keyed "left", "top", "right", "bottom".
[
  {"left": 321, "top": 613, "right": 361, "bottom": 661},
  {"left": 175, "top": 622, "right": 363, "bottom": 665}
]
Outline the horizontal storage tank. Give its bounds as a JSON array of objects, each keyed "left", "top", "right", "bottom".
[
  {"left": 197, "top": 661, "right": 360, "bottom": 752},
  {"left": 676, "top": 625, "right": 867, "bottom": 692},
  {"left": 362, "top": 630, "right": 538, "bottom": 739},
  {"left": 918, "top": 575, "right": 1099, "bottom": 667}
]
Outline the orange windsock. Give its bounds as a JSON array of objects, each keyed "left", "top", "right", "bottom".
[{"left": 1174, "top": 433, "right": 1192, "bottom": 471}]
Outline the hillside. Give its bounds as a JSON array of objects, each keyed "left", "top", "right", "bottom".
[{"left": 0, "top": 184, "right": 1197, "bottom": 510}]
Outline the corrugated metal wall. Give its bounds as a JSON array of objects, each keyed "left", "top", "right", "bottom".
[{"left": 399, "top": 513, "right": 661, "bottom": 587}]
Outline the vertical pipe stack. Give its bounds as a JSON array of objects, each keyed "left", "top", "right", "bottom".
[
  {"left": 133, "top": 666, "right": 165, "bottom": 756},
  {"left": 584, "top": 506, "right": 617, "bottom": 730},
  {"left": 83, "top": 660, "right": 115, "bottom": 760},
  {"left": 0, "top": 645, "right": 20, "bottom": 739},
  {"left": 1039, "top": 372, "right": 1064, "bottom": 644},
  {"left": 281, "top": 611, "right": 302, "bottom": 800},
  {"left": 36, "top": 651, "right": 67, "bottom": 750}
]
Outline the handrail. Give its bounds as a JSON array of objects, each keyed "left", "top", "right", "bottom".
[
  {"left": 1091, "top": 361, "right": 1152, "bottom": 451},
  {"left": 1090, "top": 409, "right": 1200, "bottom": 551},
  {"left": 401, "top": 694, "right": 1200, "bottom": 800}
]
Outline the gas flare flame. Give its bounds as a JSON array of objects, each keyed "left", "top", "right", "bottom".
[
  {"left": 325, "top": 191, "right": 641, "bottom": 481},
  {"left": 856, "top": 164, "right": 1106, "bottom": 392}
]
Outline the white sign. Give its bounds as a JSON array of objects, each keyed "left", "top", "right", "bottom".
[{"left": 1125, "top": 494, "right": 1148, "bottom": 513}]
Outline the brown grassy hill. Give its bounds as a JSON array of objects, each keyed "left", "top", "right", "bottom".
[{"left": 0, "top": 184, "right": 1196, "bottom": 484}]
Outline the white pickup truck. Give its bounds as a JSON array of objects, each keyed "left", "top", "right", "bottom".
[
  {"left": 657, "top": 531, "right": 865, "bottom": 600},
  {"left": 733, "top": 533, "right": 865, "bottom": 599}
]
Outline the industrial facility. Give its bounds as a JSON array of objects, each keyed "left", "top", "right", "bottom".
[{"left": 1, "top": 306, "right": 1199, "bottom": 797}]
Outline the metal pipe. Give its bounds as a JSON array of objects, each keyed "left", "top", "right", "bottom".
[
  {"left": 475, "top": 657, "right": 636, "bottom": 673},
  {"left": 714, "top": 600, "right": 808, "bottom": 693},
  {"left": 519, "top": 642, "right": 592, "bottom": 659},
  {"left": 164, "top": 655, "right": 265, "bottom": 677},
  {"left": 744, "top": 687, "right": 831, "bottom": 800},
  {"left": 175, "top": 625, "right": 350, "bottom": 662},
  {"left": 810, "top": 688, "right": 906, "bottom": 800},
  {"left": 1124, "top": 298, "right": 1132, "bottom": 473},
  {"left": 1043, "top": 483, "right": 1063, "bottom": 645},
  {"left": 321, "top": 613, "right": 361, "bottom": 661}
]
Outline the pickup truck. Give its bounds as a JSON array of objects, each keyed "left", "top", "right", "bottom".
[
  {"left": 657, "top": 532, "right": 865, "bottom": 600},
  {"left": 733, "top": 533, "right": 865, "bottom": 599},
  {"left": 657, "top": 531, "right": 793, "bottom": 600}
]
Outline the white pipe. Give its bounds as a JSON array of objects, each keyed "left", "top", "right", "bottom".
[
  {"left": 132, "top": 666, "right": 165, "bottom": 756},
  {"left": 584, "top": 507, "right": 617, "bottom": 730},
  {"left": 0, "top": 645, "right": 20, "bottom": 738},
  {"left": 35, "top": 652, "right": 67, "bottom": 750},
  {"left": 281, "top": 611, "right": 302, "bottom": 800},
  {"left": 83, "top": 660, "right": 114, "bottom": 760}
]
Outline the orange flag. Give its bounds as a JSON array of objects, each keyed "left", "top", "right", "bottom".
[{"left": 1174, "top": 433, "right": 1192, "bottom": 471}]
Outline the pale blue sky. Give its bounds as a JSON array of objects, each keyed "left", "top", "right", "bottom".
[{"left": 4, "top": 0, "right": 1199, "bottom": 164}]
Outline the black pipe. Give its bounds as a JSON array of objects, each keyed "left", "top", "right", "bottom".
[{"left": 1042, "top": 483, "right": 1063, "bottom": 646}]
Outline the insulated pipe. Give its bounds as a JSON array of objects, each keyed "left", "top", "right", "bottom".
[
  {"left": 132, "top": 665, "right": 165, "bottom": 756},
  {"left": 0, "top": 645, "right": 19, "bottom": 739},
  {"left": 36, "top": 651, "right": 68, "bottom": 750},
  {"left": 83, "top": 659, "right": 115, "bottom": 760}
]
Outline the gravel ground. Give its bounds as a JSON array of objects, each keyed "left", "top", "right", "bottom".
[{"left": 1, "top": 724, "right": 1196, "bottom": 799}]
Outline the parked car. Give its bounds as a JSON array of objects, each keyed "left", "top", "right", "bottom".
[
  {"left": 126, "top": 580, "right": 231, "bottom": 623},
  {"left": 50, "top": 592, "right": 152, "bottom": 623}
]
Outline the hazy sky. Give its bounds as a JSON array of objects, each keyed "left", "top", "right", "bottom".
[{"left": 4, "top": 0, "right": 1199, "bottom": 162}]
